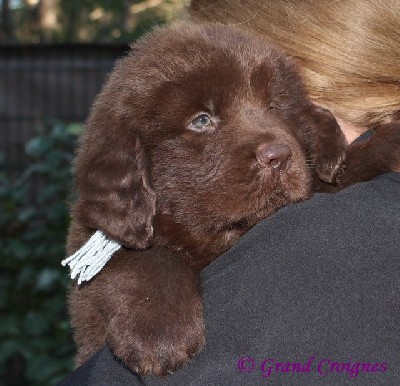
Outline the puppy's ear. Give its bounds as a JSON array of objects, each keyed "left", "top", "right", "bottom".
[
  {"left": 308, "top": 104, "right": 347, "bottom": 184},
  {"left": 73, "top": 111, "right": 156, "bottom": 250}
]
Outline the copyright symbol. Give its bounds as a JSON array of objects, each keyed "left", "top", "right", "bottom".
[{"left": 237, "top": 357, "right": 255, "bottom": 373}]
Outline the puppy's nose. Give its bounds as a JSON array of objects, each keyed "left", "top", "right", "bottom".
[{"left": 256, "top": 144, "right": 292, "bottom": 172}]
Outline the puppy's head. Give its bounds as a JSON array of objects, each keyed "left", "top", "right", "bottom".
[{"left": 72, "top": 23, "right": 344, "bottom": 262}]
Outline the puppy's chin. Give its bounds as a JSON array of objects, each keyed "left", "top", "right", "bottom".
[
  {"left": 275, "top": 167, "right": 313, "bottom": 202},
  {"left": 211, "top": 174, "right": 313, "bottom": 255},
  {"left": 227, "top": 167, "right": 312, "bottom": 224}
]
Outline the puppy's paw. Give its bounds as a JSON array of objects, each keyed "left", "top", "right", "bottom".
[
  {"left": 374, "top": 123, "right": 400, "bottom": 172},
  {"left": 106, "top": 304, "right": 205, "bottom": 376},
  {"left": 311, "top": 105, "right": 347, "bottom": 184}
]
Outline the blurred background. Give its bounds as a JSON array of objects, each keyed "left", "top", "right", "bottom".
[{"left": 0, "top": 1, "right": 188, "bottom": 384}]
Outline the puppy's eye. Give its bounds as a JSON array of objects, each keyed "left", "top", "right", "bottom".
[
  {"left": 189, "top": 113, "right": 212, "bottom": 131},
  {"left": 269, "top": 101, "right": 283, "bottom": 111}
]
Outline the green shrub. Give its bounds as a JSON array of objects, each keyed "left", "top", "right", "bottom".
[{"left": 0, "top": 122, "right": 83, "bottom": 385}]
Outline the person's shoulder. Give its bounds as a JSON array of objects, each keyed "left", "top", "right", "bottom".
[
  {"left": 202, "top": 172, "right": 400, "bottom": 281},
  {"left": 270, "top": 170, "right": 400, "bottom": 226},
  {"left": 306, "top": 171, "right": 400, "bottom": 213},
  {"left": 373, "top": 171, "right": 400, "bottom": 184}
]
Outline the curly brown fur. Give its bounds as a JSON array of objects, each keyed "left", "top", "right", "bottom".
[{"left": 66, "top": 23, "right": 350, "bottom": 376}]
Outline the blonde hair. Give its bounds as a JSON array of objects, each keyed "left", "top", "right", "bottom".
[{"left": 190, "top": 0, "right": 400, "bottom": 127}]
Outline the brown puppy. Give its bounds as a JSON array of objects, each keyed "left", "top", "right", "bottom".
[{"left": 66, "top": 23, "right": 348, "bottom": 376}]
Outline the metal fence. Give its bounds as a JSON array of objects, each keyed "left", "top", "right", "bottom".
[{"left": 0, "top": 43, "right": 129, "bottom": 175}]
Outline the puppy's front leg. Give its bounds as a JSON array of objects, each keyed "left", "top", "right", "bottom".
[{"left": 69, "top": 247, "right": 205, "bottom": 376}]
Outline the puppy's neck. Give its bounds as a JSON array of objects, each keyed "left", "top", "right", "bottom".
[{"left": 153, "top": 214, "right": 244, "bottom": 271}]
